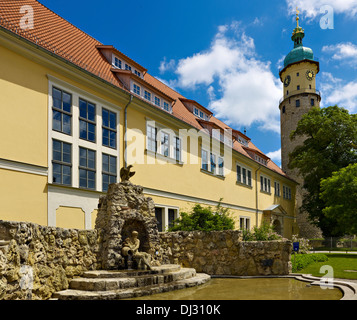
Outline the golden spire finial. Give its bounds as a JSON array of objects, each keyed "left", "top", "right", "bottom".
[{"left": 296, "top": 7, "right": 300, "bottom": 28}]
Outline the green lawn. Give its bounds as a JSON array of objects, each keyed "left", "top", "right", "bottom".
[{"left": 297, "top": 254, "right": 357, "bottom": 280}]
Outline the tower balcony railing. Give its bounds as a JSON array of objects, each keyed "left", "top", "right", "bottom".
[{"left": 279, "top": 88, "right": 321, "bottom": 105}]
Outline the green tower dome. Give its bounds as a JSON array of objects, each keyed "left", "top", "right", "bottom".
[{"left": 283, "top": 12, "right": 314, "bottom": 68}]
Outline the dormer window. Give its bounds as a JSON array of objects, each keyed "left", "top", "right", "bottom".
[
  {"left": 134, "top": 70, "right": 141, "bottom": 77},
  {"left": 155, "top": 96, "right": 161, "bottom": 107},
  {"left": 163, "top": 102, "right": 170, "bottom": 112},
  {"left": 194, "top": 108, "right": 199, "bottom": 117},
  {"left": 125, "top": 64, "right": 132, "bottom": 71},
  {"left": 114, "top": 57, "right": 122, "bottom": 69},
  {"left": 133, "top": 84, "right": 141, "bottom": 95}
]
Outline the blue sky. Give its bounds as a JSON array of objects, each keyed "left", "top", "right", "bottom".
[{"left": 38, "top": 0, "right": 357, "bottom": 167}]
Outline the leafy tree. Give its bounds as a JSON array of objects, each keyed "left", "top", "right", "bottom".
[
  {"left": 289, "top": 106, "right": 357, "bottom": 236},
  {"left": 168, "top": 201, "right": 235, "bottom": 232},
  {"left": 320, "top": 163, "right": 357, "bottom": 235}
]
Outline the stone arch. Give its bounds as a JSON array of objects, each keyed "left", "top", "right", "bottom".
[{"left": 121, "top": 218, "right": 151, "bottom": 253}]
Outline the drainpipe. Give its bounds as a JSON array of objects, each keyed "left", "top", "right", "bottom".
[
  {"left": 124, "top": 94, "right": 133, "bottom": 168},
  {"left": 255, "top": 165, "right": 262, "bottom": 227}
]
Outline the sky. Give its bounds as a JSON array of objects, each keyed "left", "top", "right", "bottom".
[{"left": 38, "top": 0, "right": 357, "bottom": 167}]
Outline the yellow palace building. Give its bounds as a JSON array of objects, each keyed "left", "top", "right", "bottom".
[{"left": 0, "top": 0, "right": 298, "bottom": 238}]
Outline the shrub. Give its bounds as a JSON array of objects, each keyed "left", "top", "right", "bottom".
[
  {"left": 168, "top": 202, "right": 235, "bottom": 232},
  {"left": 242, "top": 223, "right": 283, "bottom": 241},
  {"left": 291, "top": 253, "right": 328, "bottom": 272}
]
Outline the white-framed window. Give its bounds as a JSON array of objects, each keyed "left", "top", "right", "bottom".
[
  {"left": 194, "top": 107, "right": 199, "bottom": 117},
  {"left": 144, "top": 90, "right": 151, "bottom": 102},
  {"left": 114, "top": 57, "right": 122, "bottom": 69},
  {"left": 240, "top": 217, "right": 250, "bottom": 230},
  {"left": 283, "top": 185, "right": 292, "bottom": 200},
  {"left": 163, "top": 101, "right": 170, "bottom": 112},
  {"left": 260, "top": 175, "right": 271, "bottom": 193},
  {"left": 155, "top": 96, "right": 161, "bottom": 107},
  {"left": 134, "top": 70, "right": 141, "bottom": 77},
  {"left": 147, "top": 124, "right": 157, "bottom": 152},
  {"left": 161, "top": 132, "right": 170, "bottom": 157},
  {"left": 174, "top": 137, "right": 181, "bottom": 162},
  {"left": 274, "top": 181, "right": 281, "bottom": 197},
  {"left": 201, "top": 148, "right": 224, "bottom": 176},
  {"left": 133, "top": 83, "right": 141, "bottom": 95},
  {"left": 155, "top": 206, "right": 179, "bottom": 232},
  {"left": 236, "top": 163, "right": 252, "bottom": 187},
  {"left": 49, "top": 79, "right": 120, "bottom": 193},
  {"left": 125, "top": 64, "right": 132, "bottom": 71},
  {"left": 201, "top": 149, "right": 208, "bottom": 171}
]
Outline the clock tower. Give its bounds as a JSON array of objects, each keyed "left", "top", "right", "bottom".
[{"left": 279, "top": 9, "right": 322, "bottom": 238}]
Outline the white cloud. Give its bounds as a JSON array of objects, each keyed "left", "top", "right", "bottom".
[
  {"left": 159, "top": 57, "right": 176, "bottom": 74},
  {"left": 166, "top": 23, "right": 282, "bottom": 133},
  {"left": 320, "top": 72, "right": 357, "bottom": 112},
  {"left": 266, "top": 148, "right": 282, "bottom": 166},
  {"left": 322, "top": 42, "right": 357, "bottom": 66},
  {"left": 286, "top": 0, "right": 357, "bottom": 18}
]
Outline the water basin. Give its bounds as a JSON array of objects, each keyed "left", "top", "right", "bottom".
[{"left": 130, "top": 277, "right": 343, "bottom": 300}]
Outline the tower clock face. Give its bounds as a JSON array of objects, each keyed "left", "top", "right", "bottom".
[
  {"left": 306, "top": 70, "right": 315, "bottom": 80},
  {"left": 284, "top": 75, "right": 291, "bottom": 87}
]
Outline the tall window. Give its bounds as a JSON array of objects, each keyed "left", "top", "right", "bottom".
[
  {"left": 237, "top": 164, "right": 252, "bottom": 187},
  {"left": 79, "top": 98, "right": 96, "bottom": 142},
  {"left": 147, "top": 125, "right": 157, "bottom": 152},
  {"left": 102, "top": 108, "right": 117, "bottom": 148},
  {"left": 274, "top": 181, "right": 280, "bottom": 196},
  {"left": 161, "top": 132, "right": 170, "bottom": 157},
  {"left": 52, "top": 87, "right": 72, "bottom": 135},
  {"left": 52, "top": 139, "right": 72, "bottom": 186},
  {"left": 260, "top": 175, "right": 271, "bottom": 193},
  {"left": 102, "top": 154, "right": 117, "bottom": 191},
  {"left": 240, "top": 217, "right": 250, "bottom": 230},
  {"left": 210, "top": 153, "right": 216, "bottom": 174},
  {"left": 218, "top": 157, "right": 224, "bottom": 176},
  {"left": 175, "top": 137, "right": 181, "bottom": 162},
  {"left": 79, "top": 147, "right": 96, "bottom": 190},
  {"left": 201, "top": 149, "right": 208, "bottom": 171},
  {"left": 283, "top": 186, "right": 292, "bottom": 200}
]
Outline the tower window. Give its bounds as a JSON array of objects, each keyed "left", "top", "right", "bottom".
[
  {"left": 296, "top": 99, "right": 300, "bottom": 107},
  {"left": 297, "top": 85, "right": 300, "bottom": 90},
  {"left": 282, "top": 106, "right": 286, "bottom": 114},
  {"left": 287, "top": 90, "right": 289, "bottom": 95},
  {"left": 296, "top": 72, "right": 299, "bottom": 77},
  {"left": 311, "top": 99, "right": 315, "bottom": 106},
  {"left": 309, "top": 85, "right": 312, "bottom": 89}
]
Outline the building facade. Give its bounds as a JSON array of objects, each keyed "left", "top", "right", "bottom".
[
  {"left": 279, "top": 11, "right": 323, "bottom": 238},
  {"left": 0, "top": 0, "right": 298, "bottom": 238}
]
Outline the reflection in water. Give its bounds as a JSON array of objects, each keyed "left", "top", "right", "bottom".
[{"left": 131, "top": 278, "right": 343, "bottom": 300}]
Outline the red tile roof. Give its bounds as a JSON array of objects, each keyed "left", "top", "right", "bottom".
[{"left": 0, "top": 0, "right": 289, "bottom": 179}]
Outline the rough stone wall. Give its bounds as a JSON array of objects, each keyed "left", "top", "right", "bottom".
[
  {"left": 95, "top": 181, "right": 163, "bottom": 269},
  {"left": 160, "top": 231, "right": 292, "bottom": 276},
  {"left": 0, "top": 220, "right": 101, "bottom": 300}
]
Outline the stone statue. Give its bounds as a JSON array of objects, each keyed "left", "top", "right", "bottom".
[
  {"left": 121, "top": 231, "right": 152, "bottom": 270},
  {"left": 120, "top": 165, "right": 135, "bottom": 182}
]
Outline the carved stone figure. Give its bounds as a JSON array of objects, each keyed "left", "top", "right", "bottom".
[
  {"left": 120, "top": 165, "right": 135, "bottom": 182},
  {"left": 122, "top": 231, "right": 152, "bottom": 270}
]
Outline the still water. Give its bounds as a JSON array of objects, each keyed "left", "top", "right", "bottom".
[{"left": 131, "top": 278, "right": 343, "bottom": 300}]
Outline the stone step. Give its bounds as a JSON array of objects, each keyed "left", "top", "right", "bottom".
[
  {"left": 69, "top": 267, "right": 196, "bottom": 291},
  {"left": 81, "top": 264, "right": 181, "bottom": 279},
  {"left": 53, "top": 273, "right": 211, "bottom": 300}
]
